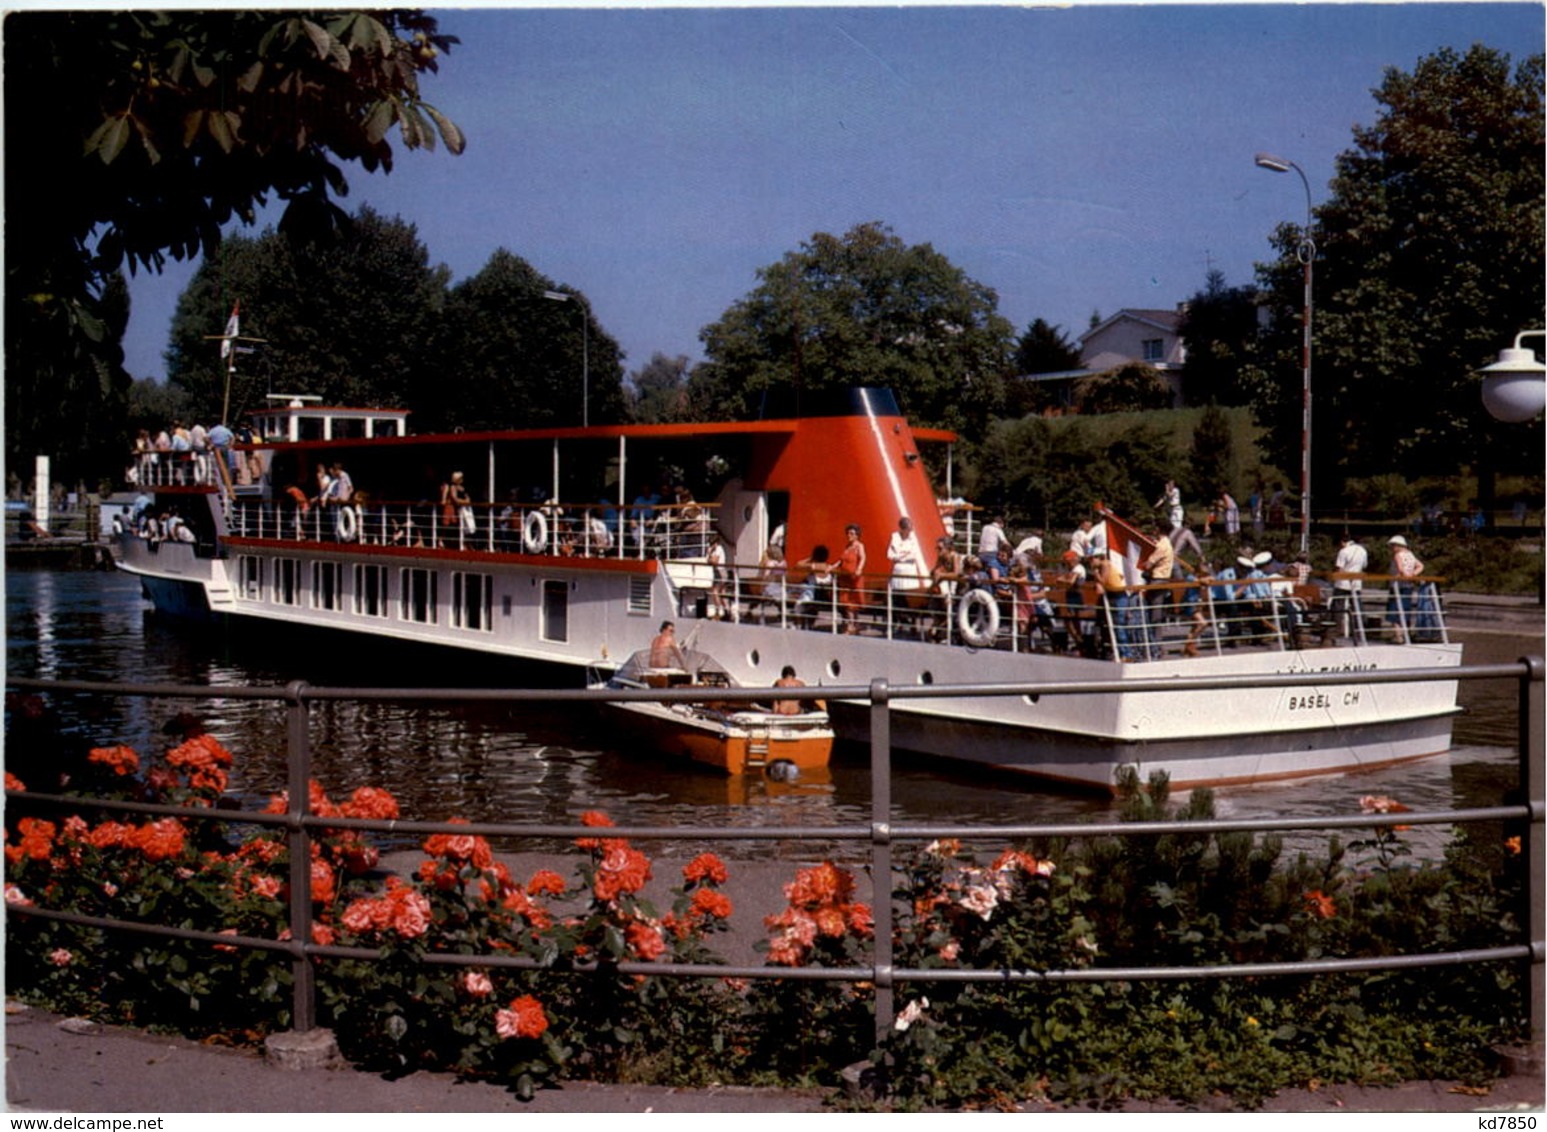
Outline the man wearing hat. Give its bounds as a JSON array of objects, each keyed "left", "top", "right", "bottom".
[{"left": 1386, "top": 535, "right": 1435, "bottom": 641}]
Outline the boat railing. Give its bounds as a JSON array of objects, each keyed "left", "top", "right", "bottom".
[
  {"left": 225, "top": 496, "right": 720, "bottom": 560},
  {"left": 707, "top": 562, "right": 1450, "bottom": 661}
]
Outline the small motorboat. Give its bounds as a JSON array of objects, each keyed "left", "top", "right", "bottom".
[{"left": 589, "top": 648, "right": 833, "bottom": 778}]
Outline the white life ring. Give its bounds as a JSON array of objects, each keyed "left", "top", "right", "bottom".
[
  {"left": 522, "top": 509, "right": 548, "bottom": 554},
  {"left": 191, "top": 453, "right": 209, "bottom": 484},
  {"left": 956, "top": 588, "right": 1000, "bottom": 647},
  {"left": 334, "top": 505, "right": 358, "bottom": 543}
]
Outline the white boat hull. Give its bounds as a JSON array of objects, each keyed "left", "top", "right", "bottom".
[{"left": 117, "top": 534, "right": 1461, "bottom": 793}]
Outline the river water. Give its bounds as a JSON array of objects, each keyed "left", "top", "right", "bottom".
[{"left": 5, "top": 567, "right": 1540, "bottom": 862}]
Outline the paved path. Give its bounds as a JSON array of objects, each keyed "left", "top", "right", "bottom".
[{"left": 6, "top": 1002, "right": 1540, "bottom": 1114}]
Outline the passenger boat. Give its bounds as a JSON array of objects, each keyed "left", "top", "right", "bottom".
[
  {"left": 587, "top": 648, "right": 834, "bottom": 777},
  {"left": 115, "top": 387, "right": 1463, "bottom": 793}
]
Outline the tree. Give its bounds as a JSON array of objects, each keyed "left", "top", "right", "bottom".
[
  {"left": 1178, "top": 270, "right": 1261, "bottom": 407},
  {"left": 1073, "top": 364, "right": 1173, "bottom": 415},
  {"left": 433, "top": 249, "right": 624, "bottom": 433},
  {"left": 689, "top": 222, "right": 1014, "bottom": 434},
  {"left": 1188, "top": 403, "right": 1237, "bottom": 501},
  {"left": 1253, "top": 45, "right": 1543, "bottom": 503},
  {"left": 627, "top": 354, "right": 692, "bottom": 424},
  {"left": 165, "top": 208, "right": 450, "bottom": 424},
  {"left": 1013, "top": 318, "right": 1082, "bottom": 375},
  {"left": 5, "top": 10, "right": 463, "bottom": 481}
]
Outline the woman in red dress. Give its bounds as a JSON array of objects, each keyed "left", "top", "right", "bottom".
[{"left": 837, "top": 524, "right": 868, "bottom": 634}]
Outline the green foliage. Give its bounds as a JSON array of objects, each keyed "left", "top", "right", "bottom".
[
  {"left": 628, "top": 354, "right": 693, "bottom": 424},
  {"left": 6, "top": 739, "right": 1531, "bottom": 1110},
  {"left": 432, "top": 251, "right": 626, "bottom": 432},
  {"left": 690, "top": 221, "right": 1014, "bottom": 434},
  {"left": 971, "top": 407, "right": 1272, "bottom": 529},
  {"left": 166, "top": 209, "right": 451, "bottom": 424},
  {"left": 1178, "top": 270, "right": 1262, "bottom": 408},
  {"left": 5, "top": 9, "right": 464, "bottom": 480},
  {"left": 1072, "top": 364, "right": 1174, "bottom": 415},
  {"left": 1189, "top": 403, "right": 1238, "bottom": 501},
  {"left": 1252, "top": 45, "right": 1544, "bottom": 492}
]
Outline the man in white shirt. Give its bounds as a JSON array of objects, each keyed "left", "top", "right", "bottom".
[
  {"left": 1331, "top": 532, "right": 1368, "bottom": 638},
  {"left": 978, "top": 515, "right": 1006, "bottom": 562}
]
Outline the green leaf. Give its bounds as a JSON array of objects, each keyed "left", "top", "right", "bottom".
[{"left": 423, "top": 103, "right": 466, "bottom": 155}]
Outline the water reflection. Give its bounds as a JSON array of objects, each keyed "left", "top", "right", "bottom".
[{"left": 4, "top": 568, "right": 1535, "bottom": 862}]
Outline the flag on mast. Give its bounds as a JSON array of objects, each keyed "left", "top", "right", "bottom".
[{"left": 220, "top": 303, "right": 240, "bottom": 359}]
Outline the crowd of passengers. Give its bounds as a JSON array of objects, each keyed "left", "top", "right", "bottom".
[
  {"left": 128, "top": 421, "right": 263, "bottom": 488},
  {"left": 730, "top": 509, "right": 1443, "bottom": 659}
]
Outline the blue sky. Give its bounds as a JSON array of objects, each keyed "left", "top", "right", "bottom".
[{"left": 120, "top": 3, "right": 1544, "bottom": 383}]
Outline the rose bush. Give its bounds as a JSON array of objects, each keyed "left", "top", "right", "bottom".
[{"left": 4, "top": 736, "right": 1530, "bottom": 1108}]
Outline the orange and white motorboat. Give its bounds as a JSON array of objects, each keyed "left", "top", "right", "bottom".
[{"left": 591, "top": 649, "right": 833, "bottom": 778}]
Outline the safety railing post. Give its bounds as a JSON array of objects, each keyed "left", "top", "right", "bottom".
[
  {"left": 1521, "top": 656, "right": 1544, "bottom": 1040},
  {"left": 869, "top": 678, "right": 895, "bottom": 1058},
  {"left": 285, "top": 680, "right": 317, "bottom": 1032}
]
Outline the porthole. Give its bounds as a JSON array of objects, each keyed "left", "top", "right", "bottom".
[
  {"left": 748, "top": 649, "right": 761, "bottom": 667},
  {"left": 828, "top": 659, "right": 842, "bottom": 679},
  {"left": 1023, "top": 693, "right": 1041, "bottom": 706},
  {"left": 918, "top": 671, "right": 934, "bottom": 685}
]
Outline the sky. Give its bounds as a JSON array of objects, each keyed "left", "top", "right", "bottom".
[{"left": 117, "top": 2, "right": 1545, "bottom": 383}]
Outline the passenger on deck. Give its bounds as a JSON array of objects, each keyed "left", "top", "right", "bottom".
[
  {"left": 441, "top": 471, "right": 472, "bottom": 540},
  {"left": 649, "top": 620, "right": 687, "bottom": 670},
  {"left": 1332, "top": 531, "right": 1369, "bottom": 638},
  {"left": 977, "top": 514, "right": 1007, "bottom": 562},
  {"left": 927, "top": 535, "right": 965, "bottom": 642},
  {"left": 707, "top": 531, "right": 732, "bottom": 620},
  {"left": 753, "top": 539, "right": 789, "bottom": 619},
  {"left": 1092, "top": 548, "right": 1134, "bottom": 661},
  {"left": 793, "top": 544, "right": 836, "bottom": 627},
  {"left": 1180, "top": 560, "right": 1212, "bottom": 658},
  {"left": 1139, "top": 522, "right": 1176, "bottom": 623},
  {"left": 837, "top": 524, "right": 868, "bottom": 634},
  {"left": 772, "top": 665, "right": 809, "bottom": 715},
  {"left": 1069, "top": 519, "right": 1095, "bottom": 561},
  {"left": 1051, "top": 549, "right": 1088, "bottom": 654},
  {"left": 887, "top": 516, "right": 926, "bottom": 594}
]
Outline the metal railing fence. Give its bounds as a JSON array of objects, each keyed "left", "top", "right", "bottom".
[{"left": 7, "top": 658, "right": 1543, "bottom": 1057}]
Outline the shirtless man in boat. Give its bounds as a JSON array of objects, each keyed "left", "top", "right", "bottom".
[
  {"left": 773, "top": 665, "right": 823, "bottom": 715},
  {"left": 649, "top": 620, "right": 686, "bottom": 669}
]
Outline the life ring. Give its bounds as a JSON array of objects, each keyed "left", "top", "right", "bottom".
[
  {"left": 334, "top": 505, "right": 358, "bottom": 543},
  {"left": 522, "top": 509, "right": 548, "bottom": 554},
  {"left": 191, "top": 453, "right": 209, "bottom": 484},
  {"left": 956, "top": 588, "right": 1000, "bottom": 648}
]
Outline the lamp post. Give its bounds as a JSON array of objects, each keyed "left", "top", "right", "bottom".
[
  {"left": 1255, "top": 151, "right": 1315, "bottom": 556},
  {"left": 544, "top": 290, "right": 589, "bottom": 427},
  {"left": 1477, "top": 329, "right": 1546, "bottom": 423}
]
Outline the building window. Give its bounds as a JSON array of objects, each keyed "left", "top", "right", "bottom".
[
  {"left": 542, "top": 580, "right": 568, "bottom": 642},
  {"left": 311, "top": 560, "right": 343, "bottom": 611},
  {"left": 453, "top": 571, "right": 494, "bottom": 632},
  {"left": 353, "top": 564, "right": 389, "bottom": 619},
  {"left": 400, "top": 567, "right": 438, "bottom": 624},
  {"left": 1142, "top": 338, "right": 1165, "bottom": 362},
  {"left": 237, "top": 555, "right": 264, "bottom": 602},
  {"left": 275, "top": 558, "right": 300, "bottom": 606}
]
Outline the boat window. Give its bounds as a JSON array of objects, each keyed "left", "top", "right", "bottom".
[
  {"left": 275, "top": 558, "right": 300, "bottom": 606},
  {"left": 400, "top": 567, "right": 438, "bottom": 624},
  {"left": 541, "top": 580, "right": 568, "bottom": 642},
  {"left": 627, "top": 576, "right": 652, "bottom": 616},
  {"left": 353, "top": 564, "right": 389, "bottom": 619},
  {"left": 453, "top": 572, "right": 494, "bottom": 632},
  {"left": 238, "top": 555, "right": 263, "bottom": 601},
  {"left": 311, "top": 561, "right": 343, "bottom": 612}
]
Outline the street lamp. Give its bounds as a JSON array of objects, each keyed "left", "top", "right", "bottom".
[
  {"left": 1477, "top": 330, "right": 1546, "bottom": 423},
  {"left": 1255, "top": 151, "right": 1316, "bottom": 556},
  {"left": 544, "top": 290, "right": 589, "bottom": 427}
]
